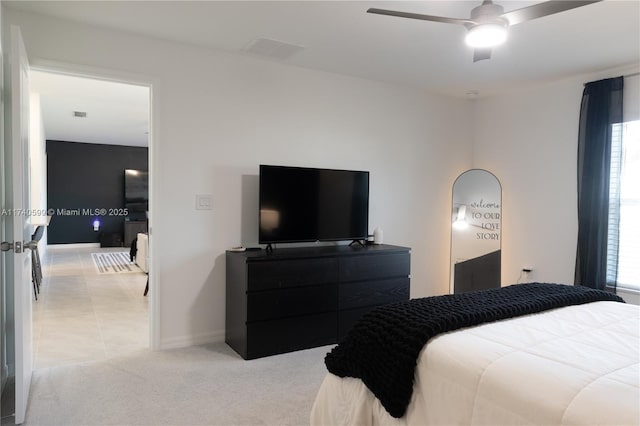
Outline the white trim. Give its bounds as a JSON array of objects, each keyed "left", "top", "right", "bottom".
[
  {"left": 47, "top": 243, "right": 100, "bottom": 250},
  {"left": 147, "top": 69, "right": 161, "bottom": 352},
  {"left": 159, "top": 330, "right": 225, "bottom": 350},
  {"left": 25, "top": 58, "right": 161, "bottom": 351},
  {"left": 29, "top": 58, "right": 157, "bottom": 89}
]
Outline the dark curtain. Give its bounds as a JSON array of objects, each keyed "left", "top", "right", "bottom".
[{"left": 575, "top": 77, "right": 623, "bottom": 290}]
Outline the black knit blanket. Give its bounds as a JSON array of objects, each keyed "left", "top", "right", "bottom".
[{"left": 324, "top": 283, "right": 624, "bottom": 418}]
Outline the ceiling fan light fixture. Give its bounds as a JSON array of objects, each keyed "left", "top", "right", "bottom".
[
  {"left": 465, "top": 23, "right": 507, "bottom": 48},
  {"left": 367, "top": 0, "right": 601, "bottom": 62}
]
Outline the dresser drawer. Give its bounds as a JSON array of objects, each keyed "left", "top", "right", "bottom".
[
  {"left": 338, "top": 277, "right": 409, "bottom": 310},
  {"left": 247, "top": 284, "right": 338, "bottom": 322},
  {"left": 339, "top": 252, "right": 410, "bottom": 282},
  {"left": 246, "top": 313, "right": 337, "bottom": 359},
  {"left": 247, "top": 258, "right": 339, "bottom": 291}
]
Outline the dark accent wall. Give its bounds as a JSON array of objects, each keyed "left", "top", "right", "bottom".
[{"left": 46, "top": 140, "right": 148, "bottom": 244}]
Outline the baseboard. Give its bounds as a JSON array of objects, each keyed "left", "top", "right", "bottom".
[
  {"left": 159, "top": 330, "right": 225, "bottom": 350},
  {"left": 47, "top": 243, "right": 101, "bottom": 250}
]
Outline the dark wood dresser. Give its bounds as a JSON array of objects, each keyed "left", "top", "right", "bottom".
[{"left": 225, "top": 244, "right": 410, "bottom": 359}]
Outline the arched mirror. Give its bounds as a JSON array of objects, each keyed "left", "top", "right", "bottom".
[{"left": 450, "top": 169, "right": 502, "bottom": 294}]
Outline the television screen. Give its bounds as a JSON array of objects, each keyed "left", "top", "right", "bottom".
[
  {"left": 259, "top": 165, "right": 369, "bottom": 244},
  {"left": 124, "top": 169, "right": 148, "bottom": 216}
]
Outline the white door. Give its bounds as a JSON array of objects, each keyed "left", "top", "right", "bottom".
[{"left": 3, "top": 25, "right": 33, "bottom": 425}]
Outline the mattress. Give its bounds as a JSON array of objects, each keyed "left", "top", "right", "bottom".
[
  {"left": 136, "top": 232, "right": 148, "bottom": 273},
  {"left": 310, "top": 301, "right": 639, "bottom": 425}
]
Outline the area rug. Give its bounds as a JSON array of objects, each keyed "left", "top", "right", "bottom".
[{"left": 91, "top": 252, "right": 142, "bottom": 274}]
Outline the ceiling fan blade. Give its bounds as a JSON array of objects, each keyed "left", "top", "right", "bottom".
[
  {"left": 501, "top": 0, "right": 601, "bottom": 26},
  {"left": 473, "top": 48, "right": 492, "bottom": 62},
  {"left": 367, "top": 8, "right": 473, "bottom": 26}
]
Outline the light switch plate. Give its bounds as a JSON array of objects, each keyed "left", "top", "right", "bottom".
[{"left": 195, "top": 194, "right": 213, "bottom": 210}]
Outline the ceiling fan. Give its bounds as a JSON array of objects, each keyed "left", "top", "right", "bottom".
[{"left": 367, "top": 0, "right": 601, "bottom": 62}]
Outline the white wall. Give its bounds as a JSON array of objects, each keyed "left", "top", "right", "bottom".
[
  {"left": 28, "top": 92, "right": 47, "bottom": 256},
  {"left": 623, "top": 73, "right": 639, "bottom": 123},
  {"left": 472, "top": 65, "right": 640, "bottom": 291},
  {"left": 5, "top": 9, "right": 473, "bottom": 348}
]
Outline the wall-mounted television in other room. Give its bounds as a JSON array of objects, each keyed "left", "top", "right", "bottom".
[
  {"left": 259, "top": 165, "right": 369, "bottom": 245},
  {"left": 124, "top": 169, "right": 148, "bottom": 220}
]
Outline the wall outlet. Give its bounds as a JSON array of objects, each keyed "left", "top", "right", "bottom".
[{"left": 196, "top": 194, "right": 213, "bottom": 210}]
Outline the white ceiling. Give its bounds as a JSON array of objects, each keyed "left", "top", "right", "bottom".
[
  {"left": 30, "top": 71, "right": 150, "bottom": 147},
  {"left": 10, "top": 1, "right": 640, "bottom": 146}
]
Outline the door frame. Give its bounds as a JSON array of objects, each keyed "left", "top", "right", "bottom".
[
  {"left": 29, "top": 58, "right": 160, "bottom": 350},
  {"left": 8, "top": 24, "right": 34, "bottom": 425}
]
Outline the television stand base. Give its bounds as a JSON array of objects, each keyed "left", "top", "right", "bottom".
[
  {"left": 265, "top": 243, "right": 274, "bottom": 254},
  {"left": 349, "top": 239, "right": 365, "bottom": 248}
]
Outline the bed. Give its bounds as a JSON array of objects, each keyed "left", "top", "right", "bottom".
[{"left": 311, "top": 283, "right": 639, "bottom": 426}]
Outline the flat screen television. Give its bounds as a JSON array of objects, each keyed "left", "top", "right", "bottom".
[
  {"left": 124, "top": 169, "right": 148, "bottom": 219},
  {"left": 259, "top": 165, "right": 369, "bottom": 244}
]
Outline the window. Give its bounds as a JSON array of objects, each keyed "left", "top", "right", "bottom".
[{"left": 608, "top": 120, "right": 640, "bottom": 291}]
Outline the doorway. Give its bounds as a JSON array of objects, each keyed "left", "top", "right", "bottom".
[{"left": 29, "top": 70, "right": 152, "bottom": 369}]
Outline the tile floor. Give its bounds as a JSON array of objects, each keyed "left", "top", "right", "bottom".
[{"left": 33, "top": 246, "right": 149, "bottom": 369}]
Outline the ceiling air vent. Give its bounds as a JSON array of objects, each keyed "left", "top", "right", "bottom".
[
  {"left": 243, "top": 38, "right": 304, "bottom": 61},
  {"left": 73, "top": 111, "right": 87, "bottom": 118}
]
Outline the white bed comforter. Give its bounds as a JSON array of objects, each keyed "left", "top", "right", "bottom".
[{"left": 311, "top": 301, "right": 639, "bottom": 426}]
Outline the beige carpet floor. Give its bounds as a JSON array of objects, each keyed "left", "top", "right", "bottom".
[{"left": 19, "top": 342, "right": 331, "bottom": 426}]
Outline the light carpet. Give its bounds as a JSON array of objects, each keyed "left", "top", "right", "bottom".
[
  {"left": 22, "top": 343, "right": 332, "bottom": 426},
  {"left": 91, "top": 252, "right": 141, "bottom": 274}
]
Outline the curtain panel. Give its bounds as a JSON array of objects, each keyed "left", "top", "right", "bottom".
[{"left": 575, "top": 77, "right": 623, "bottom": 290}]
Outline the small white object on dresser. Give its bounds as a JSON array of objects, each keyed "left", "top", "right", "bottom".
[{"left": 373, "top": 227, "right": 383, "bottom": 244}]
